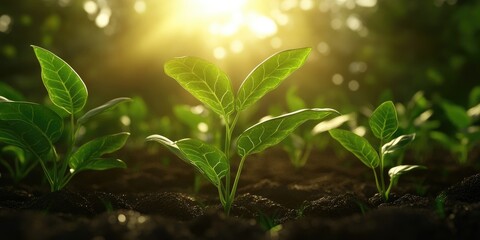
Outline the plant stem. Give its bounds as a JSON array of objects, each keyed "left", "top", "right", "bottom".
[
  {"left": 379, "top": 140, "right": 385, "bottom": 193},
  {"left": 225, "top": 155, "right": 247, "bottom": 215},
  {"left": 223, "top": 112, "right": 240, "bottom": 202},
  {"left": 385, "top": 178, "right": 395, "bottom": 201},
  {"left": 371, "top": 167, "right": 382, "bottom": 196}
]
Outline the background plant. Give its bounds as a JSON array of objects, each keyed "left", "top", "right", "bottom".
[
  {"left": 329, "top": 101, "right": 425, "bottom": 201},
  {"left": 0, "top": 46, "right": 130, "bottom": 191},
  {"left": 430, "top": 88, "right": 480, "bottom": 165},
  {"left": 147, "top": 48, "right": 337, "bottom": 214}
]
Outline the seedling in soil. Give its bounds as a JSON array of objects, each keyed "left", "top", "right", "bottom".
[
  {"left": 0, "top": 46, "right": 130, "bottom": 191},
  {"left": 329, "top": 101, "right": 425, "bottom": 201},
  {"left": 147, "top": 48, "right": 337, "bottom": 214},
  {"left": 281, "top": 87, "right": 352, "bottom": 169},
  {"left": 430, "top": 91, "right": 480, "bottom": 164}
]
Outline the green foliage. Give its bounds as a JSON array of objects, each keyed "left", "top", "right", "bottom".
[
  {"left": 431, "top": 94, "right": 480, "bottom": 164},
  {"left": 148, "top": 48, "right": 337, "bottom": 214},
  {"left": 0, "top": 46, "right": 130, "bottom": 191},
  {"left": 329, "top": 101, "right": 425, "bottom": 201}
]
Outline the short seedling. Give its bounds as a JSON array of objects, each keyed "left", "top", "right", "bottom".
[
  {"left": 147, "top": 48, "right": 337, "bottom": 214},
  {"left": 0, "top": 46, "right": 130, "bottom": 191},
  {"left": 329, "top": 101, "right": 425, "bottom": 201}
]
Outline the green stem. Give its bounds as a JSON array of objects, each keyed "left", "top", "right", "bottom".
[
  {"left": 225, "top": 155, "right": 247, "bottom": 215},
  {"left": 299, "top": 142, "right": 313, "bottom": 167},
  {"left": 379, "top": 140, "right": 385, "bottom": 193},
  {"left": 371, "top": 167, "right": 382, "bottom": 197},
  {"left": 223, "top": 112, "right": 240, "bottom": 200},
  {"left": 385, "top": 177, "right": 395, "bottom": 201}
]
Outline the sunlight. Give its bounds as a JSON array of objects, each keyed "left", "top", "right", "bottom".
[{"left": 186, "top": 0, "right": 248, "bottom": 16}]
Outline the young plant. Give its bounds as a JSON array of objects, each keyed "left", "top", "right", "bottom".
[
  {"left": 0, "top": 46, "right": 130, "bottom": 191},
  {"left": 329, "top": 101, "right": 425, "bottom": 201},
  {"left": 430, "top": 92, "right": 480, "bottom": 164},
  {"left": 147, "top": 48, "right": 337, "bottom": 214}
]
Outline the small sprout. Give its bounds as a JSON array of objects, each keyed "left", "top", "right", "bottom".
[
  {"left": 329, "top": 101, "right": 426, "bottom": 201},
  {"left": 148, "top": 48, "right": 338, "bottom": 215}
]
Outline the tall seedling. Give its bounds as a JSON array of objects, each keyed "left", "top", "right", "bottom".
[
  {"left": 147, "top": 48, "right": 337, "bottom": 214},
  {"left": 0, "top": 46, "right": 130, "bottom": 191},
  {"left": 329, "top": 101, "right": 425, "bottom": 201}
]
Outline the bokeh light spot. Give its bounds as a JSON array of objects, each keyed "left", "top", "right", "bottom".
[
  {"left": 213, "top": 47, "right": 227, "bottom": 59},
  {"left": 332, "top": 74, "right": 344, "bottom": 85},
  {"left": 0, "top": 15, "right": 12, "bottom": 33},
  {"left": 134, "top": 0, "right": 147, "bottom": 14},
  {"left": 348, "top": 80, "right": 360, "bottom": 91},
  {"left": 83, "top": 1, "right": 98, "bottom": 15}
]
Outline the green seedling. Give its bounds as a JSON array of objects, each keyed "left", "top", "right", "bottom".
[
  {"left": 329, "top": 101, "right": 425, "bottom": 201},
  {"left": 394, "top": 91, "right": 439, "bottom": 164},
  {"left": 0, "top": 46, "right": 130, "bottom": 191},
  {"left": 147, "top": 48, "right": 337, "bottom": 214},
  {"left": 0, "top": 145, "right": 37, "bottom": 182},
  {"left": 430, "top": 91, "right": 480, "bottom": 164},
  {"left": 281, "top": 87, "right": 352, "bottom": 169}
]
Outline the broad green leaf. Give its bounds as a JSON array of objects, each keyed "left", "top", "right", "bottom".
[
  {"left": 77, "top": 97, "right": 131, "bottom": 125},
  {"left": 329, "top": 129, "right": 379, "bottom": 168},
  {"left": 32, "top": 45, "right": 88, "bottom": 115},
  {"left": 388, "top": 165, "right": 426, "bottom": 180},
  {"left": 369, "top": 101, "right": 398, "bottom": 140},
  {"left": 236, "top": 48, "right": 311, "bottom": 111},
  {"left": 74, "top": 158, "right": 126, "bottom": 171},
  {"left": 237, "top": 108, "right": 336, "bottom": 157},
  {"left": 440, "top": 101, "right": 470, "bottom": 130},
  {"left": 69, "top": 132, "right": 130, "bottom": 172},
  {"left": 146, "top": 135, "right": 228, "bottom": 187},
  {"left": 164, "top": 56, "right": 234, "bottom": 119},
  {"left": 0, "top": 102, "right": 63, "bottom": 158},
  {"left": 312, "top": 114, "right": 351, "bottom": 135},
  {"left": 382, "top": 134, "right": 415, "bottom": 155}
]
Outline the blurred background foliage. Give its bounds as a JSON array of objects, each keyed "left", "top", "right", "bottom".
[{"left": 1, "top": 0, "right": 479, "bottom": 119}]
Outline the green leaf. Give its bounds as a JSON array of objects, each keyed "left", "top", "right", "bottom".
[
  {"left": 0, "top": 102, "right": 63, "bottom": 158},
  {"left": 2, "top": 145, "right": 27, "bottom": 165},
  {"left": 388, "top": 165, "right": 426, "bottom": 180},
  {"left": 312, "top": 114, "right": 351, "bottom": 135},
  {"left": 440, "top": 101, "right": 470, "bottom": 130},
  {"left": 236, "top": 48, "right": 311, "bottom": 111},
  {"left": 77, "top": 97, "right": 131, "bottom": 125},
  {"left": 164, "top": 56, "right": 234, "bottom": 119},
  {"left": 237, "top": 108, "right": 336, "bottom": 157},
  {"left": 382, "top": 134, "right": 416, "bottom": 155},
  {"left": 75, "top": 158, "right": 126, "bottom": 171},
  {"left": 369, "top": 101, "right": 398, "bottom": 140},
  {"left": 329, "top": 129, "right": 379, "bottom": 168},
  {"left": 69, "top": 132, "right": 130, "bottom": 172},
  {"left": 32, "top": 45, "right": 88, "bottom": 115},
  {"left": 146, "top": 135, "right": 228, "bottom": 187}
]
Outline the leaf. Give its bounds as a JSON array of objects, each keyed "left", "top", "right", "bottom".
[
  {"left": 388, "top": 165, "right": 426, "bottom": 180},
  {"left": 0, "top": 96, "right": 12, "bottom": 102},
  {"left": 164, "top": 56, "right": 234, "bottom": 119},
  {"left": 77, "top": 97, "right": 131, "bottom": 125},
  {"left": 430, "top": 131, "right": 457, "bottom": 148},
  {"left": 236, "top": 48, "right": 311, "bottom": 111},
  {"left": 69, "top": 132, "right": 130, "bottom": 172},
  {"left": 74, "top": 158, "right": 126, "bottom": 171},
  {"left": 2, "top": 145, "right": 27, "bottom": 165},
  {"left": 329, "top": 129, "right": 379, "bottom": 168},
  {"left": 369, "top": 101, "right": 398, "bottom": 140},
  {"left": 0, "top": 102, "right": 63, "bottom": 158},
  {"left": 237, "top": 108, "right": 337, "bottom": 157},
  {"left": 0, "top": 82, "right": 25, "bottom": 101},
  {"left": 146, "top": 135, "right": 228, "bottom": 188},
  {"left": 32, "top": 45, "right": 88, "bottom": 115},
  {"left": 440, "top": 101, "right": 470, "bottom": 130},
  {"left": 382, "top": 134, "right": 416, "bottom": 155},
  {"left": 312, "top": 114, "right": 351, "bottom": 135}
]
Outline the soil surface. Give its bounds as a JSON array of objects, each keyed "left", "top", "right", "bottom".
[{"left": 0, "top": 148, "right": 479, "bottom": 240}]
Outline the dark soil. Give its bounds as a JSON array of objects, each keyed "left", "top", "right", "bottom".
[{"left": 0, "top": 148, "right": 479, "bottom": 240}]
